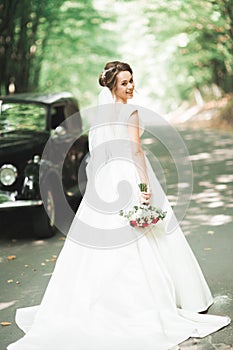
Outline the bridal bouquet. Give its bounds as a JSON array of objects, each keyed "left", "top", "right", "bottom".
[{"left": 119, "top": 183, "right": 167, "bottom": 228}]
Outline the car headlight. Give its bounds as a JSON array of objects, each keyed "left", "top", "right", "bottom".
[{"left": 0, "top": 164, "right": 18, "bottom": 186}]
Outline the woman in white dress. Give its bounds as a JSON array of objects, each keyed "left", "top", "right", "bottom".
[{"left": 7, "top": 61, "right": 230, "bottom": 350}]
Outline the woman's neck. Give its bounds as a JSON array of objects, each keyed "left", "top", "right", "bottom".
[{"left": 114, "top": 98, "right": 127, "bottom": 104}]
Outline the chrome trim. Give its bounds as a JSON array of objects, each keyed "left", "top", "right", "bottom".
[
  {"left": 0, "top": 164, "right": 18, "bottom": 186},
  {"left": 0, "top": 199, "right": 43, "bottom": 209}
]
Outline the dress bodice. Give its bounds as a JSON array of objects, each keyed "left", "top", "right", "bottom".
[{"left": 88, "top": 103, "right": 144, "bottom": 158}]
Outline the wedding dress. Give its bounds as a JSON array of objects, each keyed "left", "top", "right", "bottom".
[{"left": 7, "top": 101, "right": 230, "bottom": 350}]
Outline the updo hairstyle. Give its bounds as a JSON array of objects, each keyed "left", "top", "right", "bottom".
[{"left": 99, "top": 61, "right": 133, "bottom": 92}]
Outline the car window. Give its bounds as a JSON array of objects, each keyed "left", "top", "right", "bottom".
[
  {"left": 0, "top": 102, "right": 46, "bottom": 131},
  {"left": 50, "top": 102, "right": 82, "bottom": 133},
  {"left": 64, "top": 101, "right": 78, "bottom": 118},
  {"left": 50, "top": 105, "right": 65, "bottom": 129},
  {"left": 64, "top": 101, "right": 82, "bottom": 133}
]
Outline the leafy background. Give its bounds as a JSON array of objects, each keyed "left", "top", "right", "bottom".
[{"left": 0, "top": 0, "right": 232, "bottom": 114}]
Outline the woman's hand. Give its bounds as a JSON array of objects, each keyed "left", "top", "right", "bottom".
[{"left": 140, "top": 189, "right": 152, "bottom": 205}]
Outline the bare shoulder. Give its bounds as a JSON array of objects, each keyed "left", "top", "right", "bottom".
[
  {"left": 128, "top": 109, "right": 139, "bottom": 124},
  {"left": 127, "top": 108, "right": 141, "bottom": 145},
  {"left": 130, "top": 108, "right": 138, "bottom": 117}
]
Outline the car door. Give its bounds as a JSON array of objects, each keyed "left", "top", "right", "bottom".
[{"left": 49, "top": 100, "right": 88, "bottom": 207}]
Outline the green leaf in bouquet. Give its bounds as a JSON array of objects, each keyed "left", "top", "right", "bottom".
[{"left": 138, "top": 183, "right": 147, "bottom": 192}]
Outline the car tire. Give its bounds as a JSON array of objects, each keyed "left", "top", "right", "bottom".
[{"left": 33, "top": 180, "right": 59, "bottom": 239}]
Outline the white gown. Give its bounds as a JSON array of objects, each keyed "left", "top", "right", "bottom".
[{"left": 7, "top": 103, "right": 230, "bottom": 350}]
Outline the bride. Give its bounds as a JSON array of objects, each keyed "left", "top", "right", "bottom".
[{"left": 7, "top": 61, "right": 230, "bottom": 350}]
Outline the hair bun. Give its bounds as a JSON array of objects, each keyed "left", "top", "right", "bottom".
[{"left": 99, "top": 72, "right": 106, "bottom": 87}]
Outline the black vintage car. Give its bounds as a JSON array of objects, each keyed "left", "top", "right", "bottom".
[{"left": 0, "top": 92, "right": 89, "bottom": 238}]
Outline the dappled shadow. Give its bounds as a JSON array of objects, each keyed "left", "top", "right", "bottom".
[
  {"left": 180, "top": 293, "right": 233, "bottom": 349},
  {"left": 143, "top": 127, "right": 233, "bottom": 235},
  {"left": 180, "top": 337, "right": 232, "bottom": 350}
]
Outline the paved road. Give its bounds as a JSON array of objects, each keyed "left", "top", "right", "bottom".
[{"left": 0, "top": 127, "right": 232, "bottom": 349}]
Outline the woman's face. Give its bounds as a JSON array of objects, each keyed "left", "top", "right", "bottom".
[{"left": 113, "top": 71, "right": 134, "bottom": 103}]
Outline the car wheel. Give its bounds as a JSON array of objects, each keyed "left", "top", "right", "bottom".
[{"left": 33, "top": 181, "right": 58, "bottom": 239}]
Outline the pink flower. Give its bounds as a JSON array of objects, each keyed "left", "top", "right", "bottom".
[
  {"left": 130, "top": 221, "right": 138, "bottom": 227},
  {"left": 142, "top": 223, "right": 149, "bottom": 227},
  {"left": 152, "top": 217, "right": 159, "bottom": 224}
]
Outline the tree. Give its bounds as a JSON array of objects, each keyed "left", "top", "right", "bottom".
[
  {"left": 144, "top": 0, "right": 233, "bottom": 107},
  {"left": 0, "top": 0, "right": 119, "bottom": 107},
  {"left": 0, "top": 0, "right": 63, "bottom": 94},
  {"left": 39, "top": 0, "right": 119, "bottom": 107}
]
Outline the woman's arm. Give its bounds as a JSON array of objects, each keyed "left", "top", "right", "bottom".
[{"left": 128, "top": 110, "right": 151, "bottom": 204}]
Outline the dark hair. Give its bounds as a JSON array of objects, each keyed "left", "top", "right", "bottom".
[{"left": 99, "top": 61, "right": 133, "bottom": 91}]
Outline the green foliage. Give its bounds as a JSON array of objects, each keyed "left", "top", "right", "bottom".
[
  {"left": 0, "top": 102, "right": 46, "bottom": 131},
  {"left": 0, "top": 0, "right": 119, "bottom": 107},
  {"left": 1, "top": 0, "right": 232, "bottom": 111},
  {"left": 39, "top": 0, "right": 119, "bottom": 108},
  {"left": 144, "top": 0, "right": 233, "bottom": 107}
]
